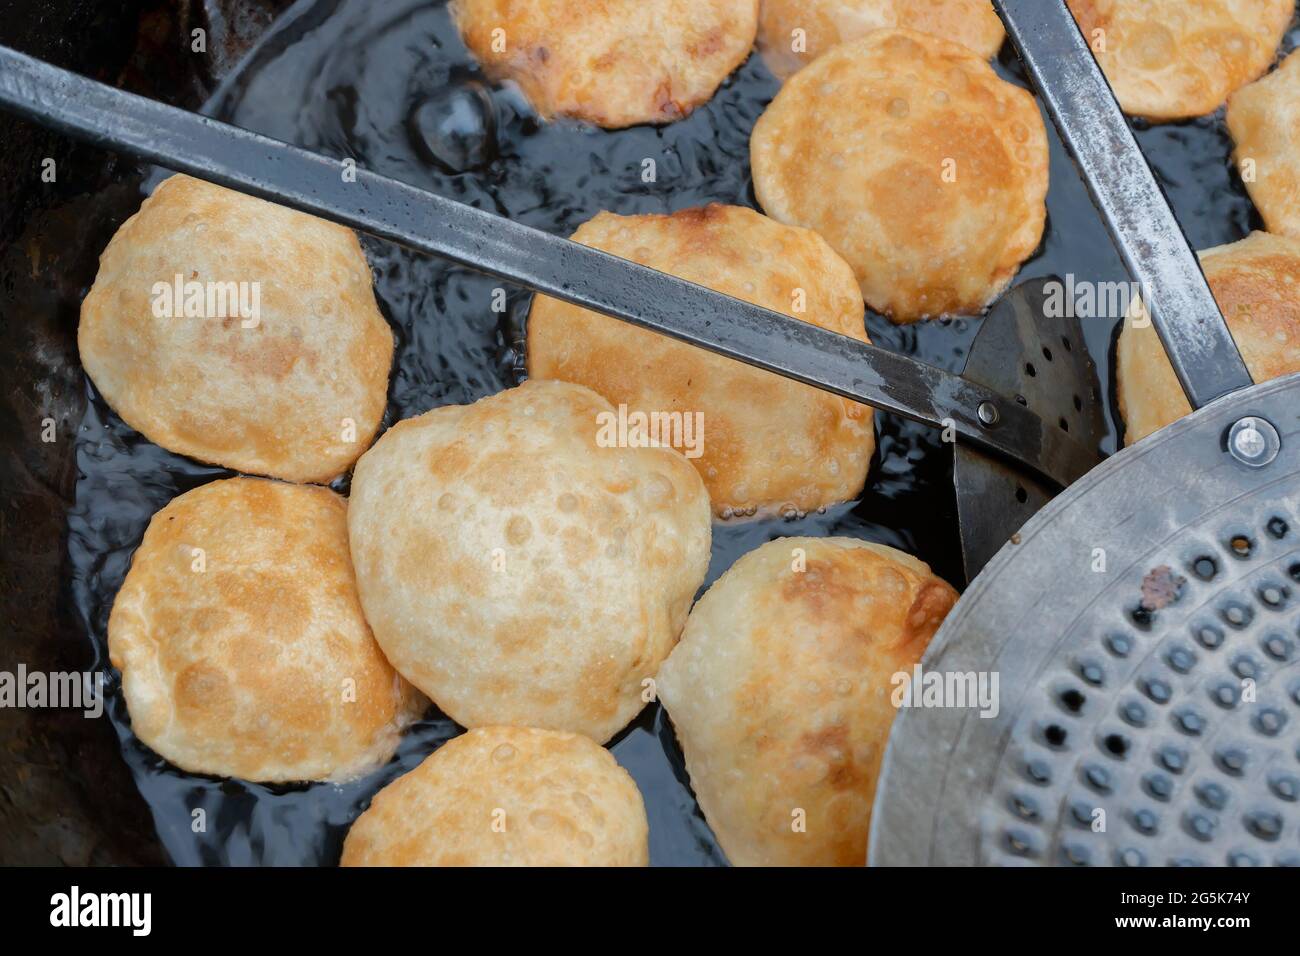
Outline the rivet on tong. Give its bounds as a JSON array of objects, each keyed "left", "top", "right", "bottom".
[
  {"left": 977, "top": 401, "right": 1000, "bottom": 427},
  {"left": 1227, "top": 417, "right": 1280, "bottom": 468}
]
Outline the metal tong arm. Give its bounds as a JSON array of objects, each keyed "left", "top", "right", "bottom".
[
  {"left": 0, "top": 43, "right": 1096, "bottom": 488},
  {"left": 994, "top": 0, "right": 1253, "bottom": 409}
]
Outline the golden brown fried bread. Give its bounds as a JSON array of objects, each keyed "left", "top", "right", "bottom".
[
  {"left": 347, "top": 380, "right": 711, "bottom": 744},
  {"left": 1117, "top": 232, "right": 1300, "bottom": 444},
  {"left": 108, "top": 477, "right": 423, "bottom": 783},
  {"left": 657, "top": 536, "right": 957, "bottom": 866},
  {"left": 758, "top": 0, "right": 1004, "bottom": 78},
  {"left": 1067, "top": 0, "right": 1292, "bottom": 121},
  {"left": 751, "top": 29, "right": 1048, "bottom": 323},
  {"left": 1228, "top": 49, "right": 1300, "bottom": 239},
  {"left": 527, "top": 205, "right": 874, "bottom": 518},
  {"left": 449, "top": 0, "right": 759, "bottom": 128},
  {"left": 341, "top": 726, "right": 648, "bottom": 866},
  {"left": 79, "top": 175, "right": 392, "bottom": 484}
]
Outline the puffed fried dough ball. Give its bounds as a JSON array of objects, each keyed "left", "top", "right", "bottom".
[
  {"left": 1117, "top": 232, "right": 1300, "bottom": 445},
  {"left": 657, "top": 536, "right": 958, "bottom": 866},
  {"left": 79, "top": 175, "right": 392, "bottom": 484},
  {"left": 750, "top": 29, "right": 1049, "bottom": 323},
  {"left": 108, "top": 477, "right": 424, "bottom": 783},
  {"left": 1228, "top": 49, "right": 1300, "bottom": 239},
  {"left": 346, "top": 379, "right": 712, "bottom": 744},
  {"left": 449, "top": 0, "right": 759, "bottom": 128},
  {"left": 1067, "top": 0, "right": 1293, "bottom": 121},
  {"left": 758, "top": 0, "right": 1005, "bottom": 79},
  {"left": 527, "top": 205, "right": 875, "bottom": 518},
  {"left": 341, "top": 726, "right": 649, "bottom": 866}
]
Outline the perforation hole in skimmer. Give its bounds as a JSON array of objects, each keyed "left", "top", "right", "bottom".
[{"left": 981, "top": 507, "right": 1300, "bottom": 866}]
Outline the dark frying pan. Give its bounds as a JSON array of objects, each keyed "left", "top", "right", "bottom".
[{"left": 0, "top": 0, "right": 1294, "bottom": 868}]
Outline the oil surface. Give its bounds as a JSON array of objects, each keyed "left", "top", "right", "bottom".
[{"left": 65, "top": 0, "right": 1300, "bottom": 865}]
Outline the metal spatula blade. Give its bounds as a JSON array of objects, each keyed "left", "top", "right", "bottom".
[{"left": 955, "top": 277, "right": 1104, "bottom": 580}]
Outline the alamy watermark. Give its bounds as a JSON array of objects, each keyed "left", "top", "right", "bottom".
[
  {"left": 595, "top": 403, "right": 705, "bottom": 459},
  {"left": 1043, "top": 274, "right": 1151, "bottom": 323},
  {"left": 891, "top": 664, "right": 1000, "bottom": 719},
  {"left": 151, "top": 274, "right": 261, "bottom": 328},
  {"left": 50, "top": 886, "right": 150, "bottom": 936},
  {"left": 0, "top": 665, "right": 104, "bottom": 718}
]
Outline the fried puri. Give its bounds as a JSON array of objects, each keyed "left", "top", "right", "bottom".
[
  {"left": 346, "top": 380, "right": 712, "bottom": 744},
  {"left": 79, "top": 175, "right": 392, "bottom": 484},
  {"left": 1228, "top": 49, "right": 1300, "bottom": 239},
  {"left": 1067, "top": 0, "right": 1292, "bottom": 121},
  {"left": 108, "top": 478, "right": 423, "bottom": 783},
  {"left": 758, "top": 0, "right": 1005, "bottom": 79},
  {"left": 527, "top": 205, "right": 874, "bottom": 518},
  {"left": 449, "top": 0, "right": 759, "bottom": 128},
  {"left": 750, "top": 29, "right": 1048, "bottom": 323},
  {"left": 1118, "top": 232, "right": 1300, "bottom": 445},
  {"left": 341, "top": 726, "right": 648, "bottom": 866},
  {"left": 657, "top": 536, "right": 958, "bottom": 866}
]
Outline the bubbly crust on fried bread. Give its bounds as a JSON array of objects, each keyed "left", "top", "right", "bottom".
[
  {"left": 347, "top": 380, "right": 712, "bottom": 743},
  {"left": 109, "top": 477, "right": 423, "bottom": 783},
  {"left": 657, "top": 536, "right": 958, "bottom": 866},
  {"left": 341, "top": 726, "right": 649, "bottom": 866},
  {"left": 751, "top": 29, "right": 1048, "bottom": 322},
  {"left": 527, "top": 205, "right": 875, "bottom": 517},
  {"left": 1067, "top": 0, "right": 1293, "bottom": 121},
  {"left": 450, "top": 0, "right": 759, "bottom": 128},
  {"left": 1118, "top": 232, "right": 1300, "bottom": 444},
  {"left": 758, "top": 0, "right": 1005, "bottom": 79},
  {"left": 79, "top": 175, "right": 392, "bottom": 484},
  {"left": 1228, "top": 49, "right": 1300, "bottom": 239}
]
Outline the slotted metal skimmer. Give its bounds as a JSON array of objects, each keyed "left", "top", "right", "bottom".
[
  {"left": 871, "top": 0, "right": 1300, "bottom": 867},
  {"left": 955, "top": 278, "right": 1103, "bottom": 579}
]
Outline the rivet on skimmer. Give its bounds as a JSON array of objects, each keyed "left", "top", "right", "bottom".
[{"left": 1228, "top": 417, "right": 1280, "bottom": 467}]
